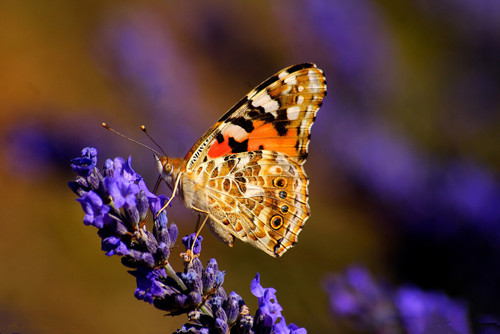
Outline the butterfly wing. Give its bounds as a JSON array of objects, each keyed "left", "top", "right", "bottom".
[
  {"left": 196, "top": 150, "right": 309, "bottom": 257},
  {"left": 184, "top": 63, "right": 327, "bottom": 171},
  {"left": 181, "top": 63, "right": 326, "bottom": 256}
]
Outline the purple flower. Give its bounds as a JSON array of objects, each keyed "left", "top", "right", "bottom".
[
  {"left": 102, "top": 236, "right": 130, "bottom": 256},
  {"left": 131, "top": 267, "right": 169, "bottom": 304},
  {"left": 251, "top": 273, "right": 283, "bottom": 324},
  {"left": 274, "top": 318, "right": 307, "bottom": 334},
  {"left": 251, "top": 273, "right": 306, "bottom": 333},
  {"left": 70, "top": 147, "right": 305, "bottom": 333},
  {"left": 105, "top": 176, "right": 140, "bottom": 209},
  {"left": 71, "top": 147, "right": 98, "bottom": 177},
  {"left": 76, "top": 190, "right": 110, "bottom": 229},
  {"left": 182, "top": 233, "right": 203, "bottom": 256}
]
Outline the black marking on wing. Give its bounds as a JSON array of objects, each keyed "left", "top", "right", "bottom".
[
  {"left": 232, "top": 116, "right": 255, "bottom": 133},
  {"left": 274, "top": 109, "right": 291, "bottom": 136},
  {"left": 228, "top": 137, "right": 249, "bottom": 153},
  {"left": 216, "top": 133, "right": 224, "bottom": 144},
  {"left": 286, "top": 63, "right": 315, "bottom": 74}
]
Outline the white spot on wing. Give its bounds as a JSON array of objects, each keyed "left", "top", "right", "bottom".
[
  {"left": 252, "top": 92, "right": 279, "bottom": 116},
  {"left": 225, "top": 124, "right": 248, "bottom": 141},
  {"left": 244, "top": 184, "right": 265, "bottom": 197},
  {"left": 284, "top": 75, "right": 297, "bottom": 85},
  {"left": 287, "top": 106, "right": 301, "bottom": 120},
  {"left": 278, "top": 70, "right": 289, "bottom": 79},
  {"left": 237, "top": 155, "right": 251, "bottom": 168},
  {"left": 297, "top": 95, "right": 304, "bottom": 104}
]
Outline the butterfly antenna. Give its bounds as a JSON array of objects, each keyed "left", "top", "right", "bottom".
[
  {"left": 101, "top": 123, "right": 163, "bottom": 156},
  {"left": 140, "top": 125, "right": 168, "bottom": 157}
]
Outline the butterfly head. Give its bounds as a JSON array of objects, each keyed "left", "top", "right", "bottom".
[{"left": 154, "top": 154, "right": 183, "bottom": 188}]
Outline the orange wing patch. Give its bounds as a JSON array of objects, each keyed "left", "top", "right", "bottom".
[
  {"left": 207, "top": 120, "right": 299, "bottom": 159},
  {"left": 247, "top": 121, "right": 298, "bottom": 157}
]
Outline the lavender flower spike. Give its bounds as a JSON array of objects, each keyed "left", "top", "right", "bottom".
[{"left": 70, "top": 147, "right": 306, "bottom": 333}]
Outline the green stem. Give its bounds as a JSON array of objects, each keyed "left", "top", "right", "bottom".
[
  {"left": 164, "top": 262, "right": 187, "bottom": 291},
  {"left": 163, "top": 262, "right": 212, "bottom": 316}
]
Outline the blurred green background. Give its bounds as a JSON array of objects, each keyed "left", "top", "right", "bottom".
[{"left": 1, "top": 1, "right": 499, "bottom": 333}]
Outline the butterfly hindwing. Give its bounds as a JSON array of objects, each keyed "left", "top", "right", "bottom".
[{"left": 197, "top": 150, "right": 309, "bottom": 257}]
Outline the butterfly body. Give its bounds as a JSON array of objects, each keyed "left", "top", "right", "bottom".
[{"left": 156, "top": 63, "right": 326, "bottom": 257}]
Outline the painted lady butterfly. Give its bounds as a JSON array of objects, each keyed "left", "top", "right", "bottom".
[{"left": 156, "top": 63, "right": 327, "bottom": 257}]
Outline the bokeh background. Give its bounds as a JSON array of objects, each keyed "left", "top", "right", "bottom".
[{"left": 1, "top": 0, "right": 499, "bottom": 333}]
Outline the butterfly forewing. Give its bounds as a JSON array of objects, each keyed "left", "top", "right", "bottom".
[{"left": 184, "top": 63, "right": 327, "bottom": 170}]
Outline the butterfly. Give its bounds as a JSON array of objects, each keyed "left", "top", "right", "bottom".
[{"left": 155, "top": 63, "right": 327, "bottom": 257}]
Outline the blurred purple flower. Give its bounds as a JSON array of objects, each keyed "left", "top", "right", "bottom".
[
  {"left": 323, "top": 266, "right": 400, "bottom": 333},
  {"left": 325, "top": 265, "right": 473, "bottom": 334},
  {"left": 395, "top": 286, "right": 471, "bottom": 334},
  {"left": 3, "top": 118, "right": 99, "bottom": 178},
  {"left": 95, "top": 11, "right": 201, "bottom": 157},
  {"left": 274, "top": 0, "right": 396, "bottom": 102}
]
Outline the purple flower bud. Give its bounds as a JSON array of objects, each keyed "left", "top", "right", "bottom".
[
  {"left": 225, "top": 291, "right": 242, "bottom": 325},
  {"left": 70, "top": 147, "right": 97, "bottom": 177},
  {"left": 91, "top": 165, "right": 104, "bottom": 186},
  {"left": 175, "top": 293, "right": 189, "bottom": 308},
  {"left": 124, "top": 249, "right": 156, "bottom": 268},
  {"left": 136, "top": 190, "right": 149, "bottom": 221},
  {"left": 168, "top": 223, "right": 178, "bottom": 244},
  {"left": 215, "top": 318, "right": 229, "bottom": 334},
  {"left": 202, "top": 264, "right": 216, "bottom": 294},
  {"left": 182, "top": 269, "right": 203, "bottom": 295},
  {"left": 182, "top": 233, "right": 203, "bottom": 255},
  {"left": 239, "top": 313, "right": 254, "bottom": 333}
]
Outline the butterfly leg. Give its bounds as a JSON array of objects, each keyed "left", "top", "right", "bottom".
[
  {"left": 190, "top": 214, "right": 209, "bottom": 257},
  {"left": 157, "top": 174, "right": 182, "bottom": 217}
]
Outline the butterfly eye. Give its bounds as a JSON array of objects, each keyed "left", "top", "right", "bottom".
[
  {"left": 270, "top": 215, "right": 284, "bottom": 230},
  {"left": 164, "top": 164, "right": 173, "bottom": 174}
]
